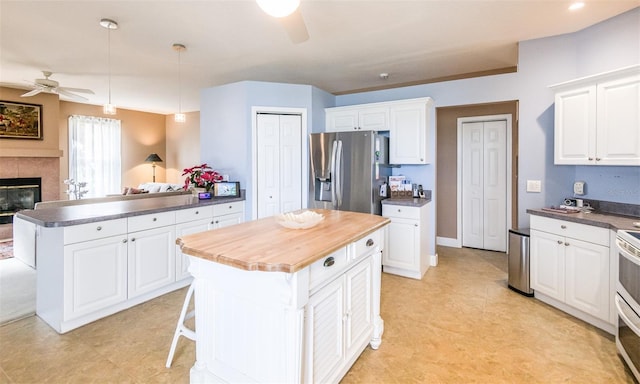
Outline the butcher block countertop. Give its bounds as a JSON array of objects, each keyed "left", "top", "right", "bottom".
[{"left": 177, "top": 209, "right": 390, "bottom": 273}]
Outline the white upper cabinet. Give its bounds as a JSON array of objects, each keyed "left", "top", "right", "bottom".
[
  {"left": 551, "top": 65, "right": 640, "bottom": 166},
  {"left": 325, "top": 97, "right": 433, "bottom": 164},
  {"left": 326, "top": 106, "right": 388, "bottom": 132}
]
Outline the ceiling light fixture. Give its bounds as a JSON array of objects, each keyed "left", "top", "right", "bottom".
[
  {"left": 379, "top": 73, "right": 389, "bottom": 80},
  {"left": 256, "top": 0, "right": 300, "bottom": 18},
  {"left": 569, "top": 2, "right": 585, "bottom": 11},
  {"left": 173, "top": 43, "right": 187, "bottom": 123},
  {"left": 100, "top": 18, "right": 118, "bottom": 115}
]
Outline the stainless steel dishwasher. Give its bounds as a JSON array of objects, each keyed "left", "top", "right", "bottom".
[{"left": 508, "top": 228, "right": 533, "bottom": 296}]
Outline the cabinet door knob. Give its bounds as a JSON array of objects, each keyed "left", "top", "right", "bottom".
[
  {"left": 595, "top": 158, "right": 601, "bottom": 161},
  {"left": 153, "top": 218, "right": 157, "bottom": 222},
  {"left": 366, "top": 239, "right": 374, "bottom": 247},
  {"left": 565, "top": 242, "right": 570, "bottom": 246},
  {"left": 195, "top": 211, "right": 199, "bottom": 215},
  {"left": 215, "top": 220, "right": 219, "bottom": 224},
  {"left": 557, "top": 240, "right": 563, "bottom": 245},
  {"left": 211, "top": 221, "right": 214, "bottom": 225},
  {"left": 397, "top": 209, "right": 401, "bottom": 213},
  {"left": 420, "top": 158, "right": 424, "bottom": 162},
  {"left": 323, "top": 256, "right": 335, "bottom": 267},
  {"left": 96, "top": 226, "right": 102, "bottom": 231},
  {"left": 414, "top": 224, "right": 418, "bottom": 227},
  {"left": 131, "top": 238, "right": 136, "bottom": 242},
  {"left": 560, "top": 225, "right": 566, "bottom": 229},
  {"left": 588, "top": 157, "right": 594, "bottom": 161},
  {"left": 122, "top": 239, "right": 128, "bottom": 243},
  {"left": 228, "top": 205, "right": 232, "bottom": 209}
]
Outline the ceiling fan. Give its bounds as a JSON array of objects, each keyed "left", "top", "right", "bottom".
[
  {"left": 21, "top": 71, "right": 94, "bottom": 101},
  {"left": 257, "top": 0, "right": 309, "bottom": 44}
]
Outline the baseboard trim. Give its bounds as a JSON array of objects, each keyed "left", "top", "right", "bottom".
[{"left": 437, "top": 237, "right": 461, "bottom": 248}]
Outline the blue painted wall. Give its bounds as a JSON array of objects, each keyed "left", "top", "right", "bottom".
[{"left": 200, "top": 8, "right": 639, "bottom": 227}]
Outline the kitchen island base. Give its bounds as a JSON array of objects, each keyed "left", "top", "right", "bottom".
[{"left": 178, "top": 210, "right": 388, "bottom": 384}]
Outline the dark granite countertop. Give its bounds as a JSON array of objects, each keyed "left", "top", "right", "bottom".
[
  {"left": 527, "top": 208, "right": 640, "bottom": 232},
  {"left": 382, "top": 197, "right": 432, "bottom": 208},
  {"left": 15, "top": 194, "right": 245, "bottom": 228}
]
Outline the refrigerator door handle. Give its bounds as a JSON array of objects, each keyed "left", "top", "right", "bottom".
[
  {"left": 330, "top": 140, "right": 338, "bottom": 207},
  {"left": 336, "top": 140, "right": 343, "bottom": 206}
]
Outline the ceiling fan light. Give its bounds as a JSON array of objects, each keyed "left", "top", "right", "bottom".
[
  {"left": 256, "top": 0, "right": 300, "bottom": 18},
  {"left": 103, "top": 103, "right": 117, "bottom": 115},
  {"left": 175, "top": 113, "right": 186, "bottom": 123}
]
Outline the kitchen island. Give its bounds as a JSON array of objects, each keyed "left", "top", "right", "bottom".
[
  {"left": 177, "top": 209, "right": 389, "bottom": 384},
  {"left": 14, "top": 194, "right": 245, "bottom": 333}
]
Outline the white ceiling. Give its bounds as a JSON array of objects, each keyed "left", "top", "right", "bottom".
[{"left": 1, "top": 1, "right": 638, "bottom": 114}]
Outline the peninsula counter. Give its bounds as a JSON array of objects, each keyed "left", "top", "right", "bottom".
[{"left": 177, "top": 209, "right": 389, "bottom": 384}]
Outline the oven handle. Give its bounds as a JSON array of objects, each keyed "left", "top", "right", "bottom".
[
  {"left": 617, "top": 238, "right": 640, "bottom": 267},
  {"left": 616, "top": 294, "right": 640, "bottom": 336}
]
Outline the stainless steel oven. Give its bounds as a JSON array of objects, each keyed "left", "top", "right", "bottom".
[{"left": 616, "top": 229, "right": 640, "bottom": 381}]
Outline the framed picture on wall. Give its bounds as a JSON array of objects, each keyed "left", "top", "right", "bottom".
[
  {"left": 0, "top": 101, "right": 43, "bottom": 140},
  {"left": 213, "top": 182, "right": 240, "bottom": 197}
]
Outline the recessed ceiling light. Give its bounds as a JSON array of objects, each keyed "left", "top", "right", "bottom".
[
  {"left": 569, "top": 2, "right": 585, "bottom": 11},
  {"left": 379, "top": 73, "right": 389, "bottom": 80}
]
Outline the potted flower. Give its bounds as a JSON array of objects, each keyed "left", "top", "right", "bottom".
[{"left": 182, "top": 163, "right": 223, "bottom": 192}]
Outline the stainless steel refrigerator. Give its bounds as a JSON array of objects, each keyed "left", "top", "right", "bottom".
[{"left": 308, "top": 131, "right": 390, "bottom": 215}]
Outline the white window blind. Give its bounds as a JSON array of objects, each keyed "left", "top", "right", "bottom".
[{"left": 68, "top": 115, "right": 121, "bottom": 198}]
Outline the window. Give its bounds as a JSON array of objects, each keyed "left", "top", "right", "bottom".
[{"left": 68, "top": 115, "right": 121, "bottom": 198}]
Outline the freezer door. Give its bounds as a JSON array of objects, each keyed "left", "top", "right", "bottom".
[{"left": 336, "top": 131, "right": 378, "bottom": 214}]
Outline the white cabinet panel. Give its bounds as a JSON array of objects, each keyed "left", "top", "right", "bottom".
[
  {"left": 175, "top": 218, "right": 211, "bottom": 280},
  {"left": 325, "top": 107, "right": 388, "bottom": 132},
  {"left": 389, "top": 102, "right": 428, "bottom": 164},
  {"left": 345, "top": 256, "right": 373, "bottom": 358},
  {"left": 530, "top": 215, "right": 612, "bottom": 332},
  {"left": 382, "top": 203, "right": 430, "bottom": 279},
  {"left": 64, "top": 218, "right": 127, "bottom": 245},
  {"left": 127, "top": 226, "right": 176, "bottom": 298},
  {"left": 63, "top": 235, "right": 128, "bottom": 320},
  {"left": 552, "top": 66, "right": 640, "bottom": 165}
]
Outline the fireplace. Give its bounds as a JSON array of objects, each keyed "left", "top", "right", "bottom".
[{"left": 0, "top": 178, "right": 41, "bottom": 224}]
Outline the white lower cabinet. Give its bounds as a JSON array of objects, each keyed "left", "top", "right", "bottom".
[
  {"left": 530, "top": 215, "right": 612, "bottom": 333},
  {"left": 382, "top": 202, "right": 430, "bottom": 279},
  {"left": 63, "top": 235, "right": 128, "bottom": 320},
  {"left": 127, "top": 226, "right": 176, "bottom": 299},
  {"left": 37, "top": 200, "right": 245, "bottom": 334}
]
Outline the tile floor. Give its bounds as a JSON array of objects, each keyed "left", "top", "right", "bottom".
[{"left": 0, "top": 246, "right": 635, "bottom": 383}]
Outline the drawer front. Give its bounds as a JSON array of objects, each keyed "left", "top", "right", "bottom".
[
  {"left": 530, "top": 215, "right": 609, "bottom": 246},
  {"left": 128, "top": 211, "right": 175, "bottom": 233},
  {"left": 64, "top": 218, "right": 127, "bottom": 245},
  {"left": 175, "top": 206, "right": 213, "bottom": 224},
  {"left": 354, "top": 228, "right": 383, "bottom": 260},
  {"left": 309, "top": 248, "right": 348, "bottom": 292},
  {"left": 213, "top": 201, "right": 244, "bottom": 216},
  {"left": 382, "top": 204, "right": 420, "bottom": 220}
]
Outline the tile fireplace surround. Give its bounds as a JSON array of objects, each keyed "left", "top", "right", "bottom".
[{"left": 0, "top": 156, "right": 60, "bottom": 240}]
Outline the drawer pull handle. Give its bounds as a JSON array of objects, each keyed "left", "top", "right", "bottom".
[
  {"left": 153, "top": 218, "right": 157, "bottom": 222},
  {"left": 96, "top": 226, "right": 102, "bottom": 231},
  {"left": 560, "top": 225, "right": 566, "bottom": 229},
  {"left": 323, "top": 257, "right": 335, "bottom": 267},
  {"left": 366, "top": 239, "right": 374, "bottom": 247}
]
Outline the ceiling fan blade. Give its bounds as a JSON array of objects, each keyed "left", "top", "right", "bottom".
[
  {"left": 21, "top": 89, "right": 43, "bottom": 97},
  {"left": 55, "top": 88, "right": 88, "bottom": 101},
  {"left": 58, "top": 86, "right": 94, "bottom": 94},
  {"left": 281, "top": 8, "right": 309, "bottom": 44}
]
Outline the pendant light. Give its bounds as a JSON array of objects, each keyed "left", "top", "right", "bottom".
[
  {"left": 173, "top": 43, "right": 186, "bottom": 123},
  {"left": 100, "top": 18, "right": 118, "bottom": 115},
  {"left": 256, "top": 0, "right": 300, "bottom": 18}
]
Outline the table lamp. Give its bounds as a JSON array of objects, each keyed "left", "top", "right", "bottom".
[{"left": 144, "top": 153, "right": 163, "bottom": 182}]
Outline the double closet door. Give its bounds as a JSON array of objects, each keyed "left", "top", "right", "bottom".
[
  {"left": 256, "top": 113, "right": 302, "bottom": 219},
  {"left": 462, "top": 119, "right": 507, "bottom": 252}
]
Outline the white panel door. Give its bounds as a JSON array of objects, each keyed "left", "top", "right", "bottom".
[
  {"left": 462, "top": 120, "right": 507, "bottom": 252},
  {"left": 530, "top": 229, "right": 565, "bottom": 301},
  {"left": 257, "top": 114, "right": 281, "bottom": 218},
  {"left": 565, "top": 238, "right": 610, "bottom": 321},
  {"left": 257, "top": 113, "right": 302, "bottom": 219}
]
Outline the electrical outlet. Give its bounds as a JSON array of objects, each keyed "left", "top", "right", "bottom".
[
  {"left": 526, "top": 180, "right": 542, "bottom": 193},
  {"left": 573, "top": 181, "right": 585, "bottom": 195}
]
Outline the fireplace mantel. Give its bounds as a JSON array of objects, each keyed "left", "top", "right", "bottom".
[{"left": 0, "top": 148, "right": 63, "bottom": 158}]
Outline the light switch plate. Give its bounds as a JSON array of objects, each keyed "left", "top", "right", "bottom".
[{"left": 526, "top": 180, "right": 542, "bottom": 193}]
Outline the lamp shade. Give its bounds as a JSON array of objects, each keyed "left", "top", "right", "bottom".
[{"left": 145, "top": 153, "right": 163, "bottom": 163}]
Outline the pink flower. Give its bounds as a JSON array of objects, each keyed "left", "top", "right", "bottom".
[{"left": 183, "top": 164, "right": 222, "bottom": 191}]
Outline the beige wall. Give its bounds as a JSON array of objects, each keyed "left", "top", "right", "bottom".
[
  {"left": 0, "top": 86, "right": 170, "bottom": 199},
  {"left": 165, "top": 111, "right": 200, "bottom": 186},
  {"left": 436, "top": 101, "right": 519, "bottom": 239},
  {"left": 59, "top": 102, "right": 167, "bottom": 195}
]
